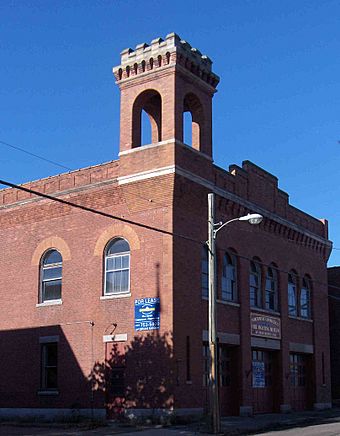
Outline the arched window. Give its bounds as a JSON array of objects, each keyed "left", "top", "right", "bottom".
[
  {"left": 288, "top": 272, "right": 298, "bottom": 317},
  {"left": 40, "top": 249, "right": 62, "bottom": 303},
  {"left": 201, "top": 245, "right": 209, "bottom": 298},
  {"left": 265, "top": 266, "right": 278, "bottom": 311},
  {"left": 222, "top": 252, "right": 237, "bottom": 302},
  {"left": 104, "top": 238, "right": 130, "bottom": 295},
  {"left": 250, "top": 260, "right": 261, "bottom": 308},
  {"left": 300, "top": 277, "right": 311, "bottom": 319}
]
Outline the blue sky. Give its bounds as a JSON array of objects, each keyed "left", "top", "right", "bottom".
[{"left": 1, "top": 0, "right": 339, "bottom": 265}]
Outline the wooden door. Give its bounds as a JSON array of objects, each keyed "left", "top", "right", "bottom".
[
  {"left": 290, "top": 353, "right": 310, "bottom": 411},
  {"left": 252, "top": 349, "right": 275, "bottom": 414},
  {"left": 218, "top": 345, "right": 239, "bottom": 416}
]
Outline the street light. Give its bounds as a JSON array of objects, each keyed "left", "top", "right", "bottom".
[{"left": 207, "top": 193, "right": 263, "bottom": 434}]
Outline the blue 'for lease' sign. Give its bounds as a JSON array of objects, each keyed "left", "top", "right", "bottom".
[{"left": 134, "top": 297, "right": 160, "bottom": 331}]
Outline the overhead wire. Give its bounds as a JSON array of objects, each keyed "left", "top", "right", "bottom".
[
  {"left": 0, "top": 178, "right": 201, "bottom": 245},
  {"left": 1, "top": 177, "right": 340, "bottom": 295},
  {"left": 0, "top": 139, "right": 170, "bottom": 209},
  {"left": 0, "top": 140, "right": 73, "bottom": 171}
]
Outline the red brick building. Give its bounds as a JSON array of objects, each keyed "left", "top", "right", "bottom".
[
  {"left": 0, "top": 33, "right": 332, "bottom": 419},
  {"left": 328, "top": 267, "right": 340, "bottom": 403}
]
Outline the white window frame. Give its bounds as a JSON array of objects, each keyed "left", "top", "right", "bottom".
[
  {"left": 40, "top": 249, "right": 62, "bottom": 304},
  {"left": 104, "top": 239, "right": 130, "bottom": 296}
]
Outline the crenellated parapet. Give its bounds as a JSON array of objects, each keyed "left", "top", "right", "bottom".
[{"left": 113, "top": 32, "right": 220, "bottom": 89}]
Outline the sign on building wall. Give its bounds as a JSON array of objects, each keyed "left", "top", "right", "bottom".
[
  {"left": 250, "top": 313, "right": 281, "bottom": 340},
  {"left": 134, "top": 297, "right": 160, "bottom": 331},
  {"left": 252, "top": 361, "right": 265, "bottom": 388}
]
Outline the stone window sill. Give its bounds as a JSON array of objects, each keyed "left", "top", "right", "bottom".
[
  {"left": 100, "top": 293, "right": 131, "bottom": 300},
  {"left": 288, "top": 316, "right": 313, "bottom": 323},
  {"left": 36, "top": 299, "right": 62, "bottom": 308},
  {"left": 37, "top": 390, "right": 59, "bottom": 396},
  {"left": 217, "top": 299, "right": 240, "bottom": 308},
  {"left": 251, "top": 307, "right": 281, "bottom": 316}
]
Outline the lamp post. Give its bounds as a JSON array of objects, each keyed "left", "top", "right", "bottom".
[{"left": 207, "top": 192, "right": 263, "bottom": 434}]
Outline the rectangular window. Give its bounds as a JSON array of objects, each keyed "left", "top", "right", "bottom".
[
  {"left": 300, "top": 288, "right": 311, "bottom": 319},
  {"left": 288, "top": 284, "right": 297, "bottom": 317},
  {"left": 41, "top": 342, "right": 58, "bottom": 390},
  {"left": 105, "top": 254, "right": 130, "bottom": 294},
  {"left": 265, "top": 276, "right": 277, "bottom": 311}
]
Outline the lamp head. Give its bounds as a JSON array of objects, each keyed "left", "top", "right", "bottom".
[{"left": 238, "top": 213, "right": 263, "bottom": 225}]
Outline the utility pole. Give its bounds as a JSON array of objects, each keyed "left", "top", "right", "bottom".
[
  {"left": 207, "top": 193, "right": 262, "bottom": 433},
  {"left": 207, "top": 192, "right": 220, "bottom": 434}
]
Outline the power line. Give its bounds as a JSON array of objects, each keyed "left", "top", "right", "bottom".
[
  {"left": 0, "top": 140, "right": 72, "bottom": 171},
  {"left": 1, "top": 177, "right": 340, "bottom": 294},
  {"left": 0, "top": 140, "right": 170, "bottom": 209},
  {"left": 0, "top": 178, "right": 201, "bottom": 245}
]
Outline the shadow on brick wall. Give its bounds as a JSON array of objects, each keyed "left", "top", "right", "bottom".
[{"left": 89, "top": 331, "right": 174, "bottom": 418}]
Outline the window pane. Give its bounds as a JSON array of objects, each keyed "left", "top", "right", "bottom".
[
  {"left": 106, "top": 256, "right": 122, "bottom": 271},
  {"left": 107, "top": 238, "right": 130, "bottom": 255},
  {"left": 41, "top": 343, "right": 58, "bottom": 390},
  {"left": 42, "top": 280, "right": 61, "bottom": 301},
  {"left": 43, "top": 250, "right": 62, "bottom": 265},
  {"left": 121, "top": 270, "right": 129, "bottom": 293},
  {"left": 122, "top": 254, "right": 130, "bottom": 269},
  {"left": 300, "top": 288, "right": 310, "bottom": 318},
  {"left": 46, "top": 368, "right": 58, "bottom": 389},
  {"left": 43, "top": 266, "right": 62, "bottom": 280},
  {"left": 288, "top": 284, "right": 297, "bottom": 316},
  {"left": 46, "top": 343, "right": 57, "bottom": 366},
  {"left": 106, "top": 271, "right": 115, "bottom": 294}
]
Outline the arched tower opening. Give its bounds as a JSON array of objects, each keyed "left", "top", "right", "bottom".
[
  {"left": 183, "top": 93, "right": 204, "bottom": 151},
  {"left": 132, "top": 90, "right": 162, "bottom": 148},
  {"left": 113, "top": 33, "right": 219, "bottom": 157}
]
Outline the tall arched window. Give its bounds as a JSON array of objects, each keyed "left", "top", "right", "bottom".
[
  {"left": 300, "top": 277, "right": 311, "bottom": 319},
  {"left": 222, "top": 252, "right": 237, "bottom": 302},
  {"left": 201, "top": 245, "right": 209, "bottom": 298},
  {"left": 40, "top": 249, "right": 62, "bottom": 303},
  {"left": 288, "top": 272, "right": 298, "bottom": 317},
  {"left": 265, "top": 266, "right": 278, "bottom": 311},
  {"left": 104, "top": 238, "right": 130, "bottom": 295},
  {"left": 250, "top": 260, "right": 261, "bottom": 308}
]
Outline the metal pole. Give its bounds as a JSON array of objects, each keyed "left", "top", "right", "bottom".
[{"left": 208, "top": 193, "right": 220, "bottom": 434}]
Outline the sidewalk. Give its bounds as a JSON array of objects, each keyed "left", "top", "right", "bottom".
[
  {"left": 218, "top": 407, "right": 340, "bottom": 434},
  {"left": 2, "top": 408, "right": 340, "bottom": 435}
]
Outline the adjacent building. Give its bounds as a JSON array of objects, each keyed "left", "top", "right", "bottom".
[
  {"left": 0, "top": 33, "right": 332, "bottom": 419},
  {"left": 328, "top": 266, "right": 340, "bottom": 404}
]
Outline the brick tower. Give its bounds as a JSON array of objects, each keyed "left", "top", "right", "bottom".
[{"left": 113, "top": 33, "right": 219, "bottom": 179}]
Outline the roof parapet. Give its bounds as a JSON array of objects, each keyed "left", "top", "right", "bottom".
[{"left": 113, "top": 32, "right": 219, "bottom": 89}]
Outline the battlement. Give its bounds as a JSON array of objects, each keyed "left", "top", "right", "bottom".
[{"left": 113, "top": 32, "right": 219, "bottom": 89}]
